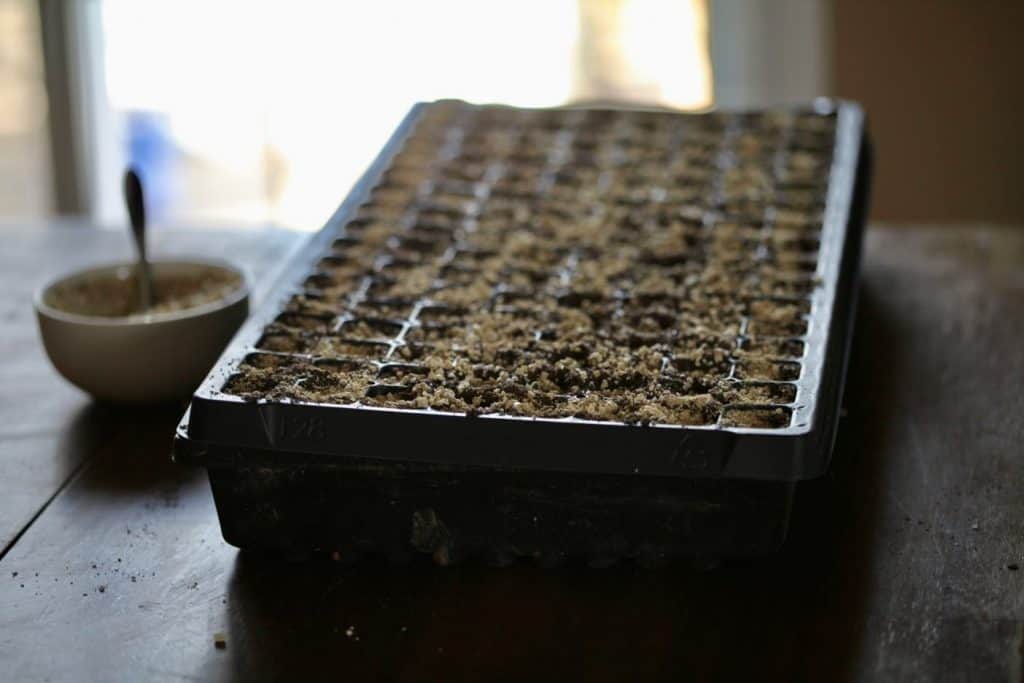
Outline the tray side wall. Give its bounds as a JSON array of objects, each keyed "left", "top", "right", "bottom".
[{"left": 204, "top": 452, "right": 796, "bottom": 563}]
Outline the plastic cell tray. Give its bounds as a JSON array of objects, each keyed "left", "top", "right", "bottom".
[{"left": 174, "top": 99, "right": 872, "bottom": 564}]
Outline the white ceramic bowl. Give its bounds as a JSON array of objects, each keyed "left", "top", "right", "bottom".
[{"left": 35, "top": 259, "right": 249, "bottom": 403}]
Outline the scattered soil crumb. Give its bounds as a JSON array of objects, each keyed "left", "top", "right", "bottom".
[{"left": 214, "top": 632, "right": 227, "bottom": 650}]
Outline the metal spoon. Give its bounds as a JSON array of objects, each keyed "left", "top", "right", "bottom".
[{"left": 123, "top": 168, "right": 154, "bottom": 312}]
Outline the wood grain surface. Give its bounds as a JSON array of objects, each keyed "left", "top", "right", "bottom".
[
  {"left": 0, "top": 221, "right": 302, "bottom": 556},
  {"left": 0, "top": 224, "right": 1021, "bottom": 682}
]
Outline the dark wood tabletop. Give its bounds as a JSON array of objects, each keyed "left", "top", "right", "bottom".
[{"left": 1, "top": 222, "right": 1021, "bottom": 682}]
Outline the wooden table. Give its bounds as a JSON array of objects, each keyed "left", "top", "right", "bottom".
[{"left": 1, "top": 222, "right": 1021, "bottom": 682}]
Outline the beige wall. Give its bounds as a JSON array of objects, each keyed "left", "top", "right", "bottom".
[
  {"left": 0, "top": 0, "right": 51, "bottom": 218},
  {"left": 834, "top": 0, "right": 1024, "bottom": 223}
]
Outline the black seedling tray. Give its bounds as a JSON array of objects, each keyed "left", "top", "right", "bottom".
[{"left": 175, "top": 99, "right": 872, "bottom": 564}]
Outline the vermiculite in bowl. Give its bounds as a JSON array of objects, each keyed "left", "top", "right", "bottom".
[{"left": 35, "top": 259, "right": 249, "bottom": 403}]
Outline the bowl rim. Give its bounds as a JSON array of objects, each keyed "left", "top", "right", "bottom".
[{"left": 34, "top": 257, "right": 251, "bottom": 327}]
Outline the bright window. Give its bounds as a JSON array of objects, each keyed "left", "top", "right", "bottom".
[{"left": 90, "top": 0, "right": 713, "bottom": 229}]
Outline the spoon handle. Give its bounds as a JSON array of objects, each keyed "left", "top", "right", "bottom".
[{"left": 123, "top": 169, "right": 154, "bottom": 311}]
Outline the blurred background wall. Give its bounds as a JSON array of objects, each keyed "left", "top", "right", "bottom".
[
  {"left": 0, "top": 0, "right": 51, "bottom": 216},
  {"left": 834, "top": 0, "right": 1024, "bottom": 224},
  {"left": 1, "top": 0, "right": 1021, "bottom": 228}
]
